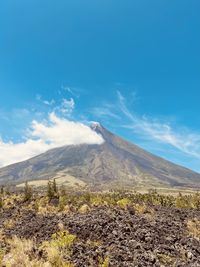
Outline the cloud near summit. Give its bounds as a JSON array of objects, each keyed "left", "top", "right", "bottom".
[{"left": 0, "top": 113, "right": 104, "bottom": 168}]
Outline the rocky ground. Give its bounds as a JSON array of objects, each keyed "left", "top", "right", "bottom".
[{"left": 1, "top": 200, "right": 200, "bottom": 267}]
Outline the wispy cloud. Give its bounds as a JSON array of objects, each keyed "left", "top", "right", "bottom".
[
  {"left": 36, "top": 94, "right": 55, "bottom": 106},
  {"left": 0, "top": 112, "right": 104, "bottom": 168},
  {"left": 43, "top": 99, "right": 55, "bottom": 106},
  {"left": 1, "top": 89, "right": 199, "bottom": 171},
  {"left": 91, "top": 106, "right": 121, "bottom": 120},
  {"left": 56, "top": 98, "right": 75, "bottom": 115},
  {"left": 117, "top": 91, "right": 200, "bottom": 160},
  {"left": 36, "top": 94, "right": 75, "bottom": 117},
  {"left": 61, "top": 85, "right": 82, "bottom": 98}
]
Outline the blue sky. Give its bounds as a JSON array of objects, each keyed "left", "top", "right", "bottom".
[{"left": 0, "top": 0, "right": 200, "bottom": 172}]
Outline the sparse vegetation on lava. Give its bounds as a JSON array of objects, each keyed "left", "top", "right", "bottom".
[{"left": 0, "top": 183, "right": 200, "bottom": 266}]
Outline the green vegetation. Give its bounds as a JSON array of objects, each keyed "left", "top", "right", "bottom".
[
  {"left": 117, "top": 197, "right": 131, "bottom": 208},
  {"left": 23, "top": 181, "right": 32, "bottom": 202},
  {"left": 0, "top": 196, "right": 3, "bottom": 209},
  {"left": 1, "top": 185, "right": 200, "bottom": 211},
  {"left": 99, "top": 256, "right": 110, "bottom": 267},
  {"left": 42, "top": 230, "right": 76, "bottom": 266},
  {"left": 47, "top": 179, "right": 59, "bottom": 199}
]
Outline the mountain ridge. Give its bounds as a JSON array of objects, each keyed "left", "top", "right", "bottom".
[{"left": 0, "top": 124, "right": 200, "bottom": 189}]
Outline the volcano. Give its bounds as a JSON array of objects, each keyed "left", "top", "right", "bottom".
[{"left": 0, "top": 124, "right": 200, "bottom": 189}]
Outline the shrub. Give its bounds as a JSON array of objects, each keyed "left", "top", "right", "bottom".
[
  {"left": 47, "top": 179, "right": 58, "bottom": 200},
  {"left": 175, "top": 193, "right": 190, "bottom": 209},
  {"left": 59, "top": 195, "right": 67, "bottom": 211},
  {"left": 47, "top": 180, "right": 54, "bottom": 199},
  {"left": 99, "top": 256, "right": 110, "bottom": 267},
  {"left": 0, "top": 197, "right": 3, "bottom": 209},
  {"left": 78, "top": 204, "right": 90, "bottom": 214},
  {"left": 42, "top": 230, "right": 76, "bottom": 266},
  {"left": 53, "top": 179, "right": 58, "bottom": 195},
  {"left": 90, "top": 195, "right": 105, "bottom": 207},
  {"left": 117, "top": 198, "right": 131, "bottom": 209},
  {"left": 0, "top": 186, "right": 4, "bottom": 195},
  {"left": 134, "top": 203, "right": 147, "bottom": 215},
  {"left": 23, "top": 181, "right": 33, "bottom": 202}
]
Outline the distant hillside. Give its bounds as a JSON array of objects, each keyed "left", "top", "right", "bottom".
[{"left": 0, "top": 124, "right": 200, "bottom": 189}]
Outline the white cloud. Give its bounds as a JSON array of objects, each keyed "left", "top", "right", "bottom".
[
  {"left": 0, "top": 139, "right": 50, "bottom": 167},
  {"left": 36, "top": 93, "right": 75, "bottom": 117},
  {"left": 31, "top": 112, "right": 103, "bottom": 146},
  {"left": 0, "top": 113, "right": 104, "bottom": 168},
  {"left": 117, "top": 91, "right": 200, "bottom": 160},
  {"left": 58, "top": 98, "right": 75, "bottom": 115}
]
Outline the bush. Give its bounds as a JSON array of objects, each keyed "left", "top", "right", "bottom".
[
  {"left": 117, "top": 198, "right": 131, "bottom": 209},
  {"left": 0, "top": 197, "right": 3, "bottom": 209},
  {"left": 23, "top": 182, "right": 32, "bottom": 202},
  {"left": 99, "top": 256, "right": 110, "bottom": 267},
  {"left": 78, "top": 204, "right": 90, "bottom": 214},
  {"left": 42, "top": 230, "right": 76, "bottom": 266},
  {"left": 47, "top": 180, "right": 58, "bottom": 199}
]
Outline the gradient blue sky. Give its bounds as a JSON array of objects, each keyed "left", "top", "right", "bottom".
[{"left": 0, "top": 0, "right": 200, "bottom": 172}]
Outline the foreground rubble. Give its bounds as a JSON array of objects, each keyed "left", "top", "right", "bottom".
[{"left": 0, "top": 196, "right": 200, "bottom": 266}]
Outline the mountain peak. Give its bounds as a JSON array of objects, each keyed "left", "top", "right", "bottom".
[
  {"left": 90, "top": 123, "right": 122, "bottom": 144},
  {"left": 90, "top": 122, "right": 111, "bottom": 141},
  {"left": 90, "top": 122, "right": 102, "bottom": 131},
  {"left": 1, "top": 124, "right": 200, "bottom": 189}
]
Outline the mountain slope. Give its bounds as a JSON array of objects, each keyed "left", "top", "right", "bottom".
[{"left": 0, "top": 124, "right": 200, "bottom": 189}]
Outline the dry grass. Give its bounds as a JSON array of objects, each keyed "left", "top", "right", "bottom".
[
  {"left": 3, "top": 219, "right": 15, "bottom": 230},
  {"left": 187, "top": 218, "right": 200, "bottom": 240},
  {"left": 41, "top": 230, "right": 76, "bottom": 267},
  {"left": 98, "top": 256, "right": 110, "bottom": 267},
  {"left": 2, "top": 236, "right": 43, "bottom": 267},
  {"left": 157, "top": 253, "right": 176, "bottom": 266},
  {"left": 1, "top": 233, "right": 75, "bottom": 267},
  {"left": 78, "top": 204, "right": 90, "bottom": 214},
  {"left": 17, "top": 174, "right": 86, "bottom": 189},
  {"left": 117, "top": 198, "right": 131, "bottom": 209}
]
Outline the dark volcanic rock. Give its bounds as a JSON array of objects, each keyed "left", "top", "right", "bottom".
[{"left": 1, "top": 204, "right": 200, "bottom": 266}]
